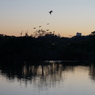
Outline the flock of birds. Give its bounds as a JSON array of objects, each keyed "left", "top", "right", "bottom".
[
  {"left": 33, "top": 10, "right": 53, "bottom": 30},
  {"left": 20, "top": 10, "right": 53, "bottom": 36},
  {"left": 33, "top": 23, "right": 49, "bottom": 30}
]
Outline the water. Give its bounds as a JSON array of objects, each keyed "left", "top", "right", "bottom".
[{"left": 0, "top": 61, "right": 95, "bottom": 95}]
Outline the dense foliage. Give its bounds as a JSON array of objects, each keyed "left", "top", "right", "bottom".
[{"left": 0, "top": 31, "right": 95, "bottom": 61}]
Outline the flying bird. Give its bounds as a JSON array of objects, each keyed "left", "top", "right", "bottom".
[
  {"left": 46, "top": 29, "right": 49, "bottom": 31},
  {"left": 46, "top": 23, "right": 49, "bottom": 25},
  {"left": 20, "top": 31, "right": 23, "bottom": 36},
  {"left": 49, "top": 10, "right": 53, "bottom": 15},
  {"left": 39, "top": 26, "right": 41, "bottom": 28},
  {"left": 33, "top": 27, "right": 36, "bottom": 29}
]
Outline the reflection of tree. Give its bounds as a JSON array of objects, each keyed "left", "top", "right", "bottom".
[
  {"left": 25, "top": 63, "right": 65, "bottom": 90},
  {"left": 64, "top": 66, "right": 74, "bottom": 72},
  {"left": 89, "top": 63, "right": 95, "bottom": 80},
  {"left": 0, "top": 61, "right": 90, "bottom": 89},
  {"left": 0, "top": 61, "right": 66, "bottom": 88},
  {"left": 22, "top": 63, "right": 64, "bottom": 82}
]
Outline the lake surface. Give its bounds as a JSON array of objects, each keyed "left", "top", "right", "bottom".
[{"left": 0, "top": 61, "right": 95, "bottom": 95}]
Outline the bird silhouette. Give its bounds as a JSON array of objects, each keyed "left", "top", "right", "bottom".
[
  {"left": 49, "top": 10, "right": 53, "bottom": 15},
  {"left": 46, "top": 29, "right": 49, "bottom": 31},
  {"left": 39, "top": 26, "right": 41, "bottom": 28},
  {"left": 20, "top": 31, "right": 23, "bottom": 36},
  {"left": 46, "top": 23, "right": 49, "bottom": 25},
  {"left": 33, "top": 27, "right": 36, "bottom": 29}
]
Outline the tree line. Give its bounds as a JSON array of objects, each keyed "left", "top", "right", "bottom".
[{"left": 0, "top": 30, "right": 95, "bottom": 61}]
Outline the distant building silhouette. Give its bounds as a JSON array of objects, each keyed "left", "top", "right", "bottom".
[{"left": 76, "top": 32, "right": 82, "bottom": 36}]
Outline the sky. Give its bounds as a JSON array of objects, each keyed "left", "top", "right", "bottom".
[{"left": 0, "top": 0, "right": 95, "bottom": 37}]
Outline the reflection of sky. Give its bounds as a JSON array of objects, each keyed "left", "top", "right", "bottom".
[
  {"left": 0, "top": 65, "right": 95, "bottom": 95},
  {"left": 0, "top": 0, "right": 95, "bottom": 37}
]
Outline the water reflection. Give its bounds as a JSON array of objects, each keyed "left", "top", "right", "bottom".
[
  {"left": 89, "top": 63, "right": 95, "bottom": 80},
  {"left": 1, "top": 61, "right": 95, "bottom": 95},
  {"left": 0, "top": 61, "right": 95, "bottom": 86},
  {"left": 0, "top": 61, "right": 65, "bottom": 87}
]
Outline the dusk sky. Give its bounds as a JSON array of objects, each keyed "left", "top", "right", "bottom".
[{"left": 0, "top": 0, "right": 95, "bottom": 37}]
